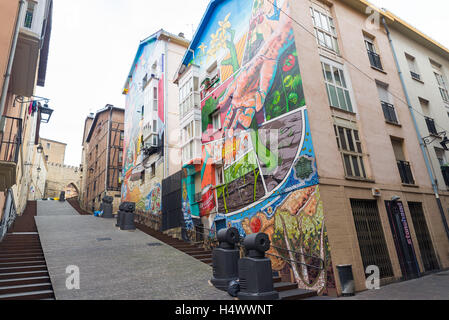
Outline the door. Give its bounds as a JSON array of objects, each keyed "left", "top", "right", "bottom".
[
  {"left": 161, "top": 171, "right": 183, "bottom": 232},
  {"left": 385, "top": 201, "right": 420, "bottom": 280},
  {"left": 408, "top": 202, "right": 439, "bottom": 272}
]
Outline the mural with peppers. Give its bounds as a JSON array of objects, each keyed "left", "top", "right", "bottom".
[{"left": 182, "top": 0, "right": 335, "bottom": 294}]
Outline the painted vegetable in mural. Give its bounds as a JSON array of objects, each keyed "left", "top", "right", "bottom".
[{"left": 182, "top": 0, "right": 335, "bottom": 295}]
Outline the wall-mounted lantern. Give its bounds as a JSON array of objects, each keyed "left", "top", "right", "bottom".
[
  {"left": 39, "top": 103, "right": 54, "bottom": 123},
  {"left": 37, "top": 144, "right": 44, "bottom": 154}
]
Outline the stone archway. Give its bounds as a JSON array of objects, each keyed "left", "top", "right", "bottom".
[{"left": 64, "top": 183, "right": 80, "bottom": 199}]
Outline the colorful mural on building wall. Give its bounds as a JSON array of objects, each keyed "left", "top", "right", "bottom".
[
  {"left": 181, "top": 0, "right": 335, "bottom": 294},
  {"left": 122, "top": 36, "right": 165, "bottom": 216}
]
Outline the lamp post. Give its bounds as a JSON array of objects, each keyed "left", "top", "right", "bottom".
[{"left": 37, "top": 144, "right": 43, "bottom": 154}]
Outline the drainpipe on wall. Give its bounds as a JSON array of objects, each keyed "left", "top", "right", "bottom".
[
  {"left": 382, "top": 17, "right": 449, "bottom": 242},
  {"left": 0, "top": 0, "right": 26, "bottom": 120},
  {"left": 163, "top": 41, "right": 168, "bottom": 179}
]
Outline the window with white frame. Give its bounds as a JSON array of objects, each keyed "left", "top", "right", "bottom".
[
  {"left": 364, "top": 36, "right": 383, "bottom": 70},
  {"left": 310, "top": 5, "right": 339, "bottom": 54},
  {"left": 334, "top": 124, "right": 367, "bottom": 179},
  {"left": 321, "top": 60, "right": 353, "bottom": 112},
  {"left": 211, "top": 111, "right": 221, "bottom": 131},
  {"left": 431, "top": 60, "right": 449, "bottom": 103},
  {"left": 179, "top": 76, "right": 200, "bottom": 118},
  {"left": 153, "top": 87, "right": 158, "bottom": 111}
]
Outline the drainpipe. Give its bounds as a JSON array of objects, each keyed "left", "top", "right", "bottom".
[
  {"left": 163, "top": 41, "right": 168, "bottom": 179},
  {"left": 0, "top": 0, "right": 26, "bottom": 119},
  {"left": 382, "top": 17, "right": 449, "bottom": 242}
]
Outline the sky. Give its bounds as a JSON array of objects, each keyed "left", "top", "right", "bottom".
[{"left": 36, "top": 0, "right": 449, "bottom": 166}]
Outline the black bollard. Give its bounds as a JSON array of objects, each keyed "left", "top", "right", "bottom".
[
  {"left": 237, "top": 233, "right": 279, "bottom": 300},
  {"left": 116, "top": 202, "right": 131, "bottom": 227},
  {"left": 120, "top": 202, "right": 136, "bottom": 231},
  {"left": 59, "top": 191, "right": 65, "bottom": 202},
  {"left": 210, "top": 227, "right": 240, "bottom": 291},
  {"left": 102, "top": 196, "right": 114, "bottom": 219}
]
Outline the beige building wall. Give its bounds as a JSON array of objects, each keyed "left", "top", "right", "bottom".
[
  {"left": 290, "top": 0, "right": 449, "bottom": 294},
  {"left": 45, "top": 163, "right": 80, "bottom": 198},
  {"left": 40, "top": 138, "right": 66, "bottom": 164},
  {"left": 0, "top": 0, "right": 19, "bottom": 92}
]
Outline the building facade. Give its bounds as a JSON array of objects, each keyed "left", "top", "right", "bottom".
[
  {"left": 0, "top": 0, "right": 53, "bottom": 239},
  {"left": 79, "top": 114, "right": 94, "bottom": 210},
  {"left": 84, "top": 105, "right": 124, "bottom": 213},
  {"left": 175, "top": 0, "right": 449, "bottom": 296},
  {"left": 121, "top": 30, "right": 189, "bottom": 225},
  {"left": 40, "top": 137, "right": 66, "bottom": 164}
]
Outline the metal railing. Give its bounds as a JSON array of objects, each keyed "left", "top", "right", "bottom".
[
  {"left": 367, "top": 50, "right": 383, "bottom": 70},
  {"left": 381, "top": 101, "right": 398, "bottom": 124},
  {"left": 0, "top": 189, "right": 17, "bottom": 242},
  {"left": 0, "top": 116, "right": 23, "bottom": 163},
  {"left": 410, "top": 71, "right": 421, "bottom": 81},
  {"left": 397, "top": 160, "right": 415, "bottom": 185}
]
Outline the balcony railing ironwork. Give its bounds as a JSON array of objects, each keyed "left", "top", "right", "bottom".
[
  {"left": 397, "top": 160, "right": 415, "bottom": 185},
  {"left": 0, "top": 116, "right": 23, "bottom": 164},
  {"left": 367, "top": 50, "right": 383, "bottom": 70},
  {"left": 441, "top": 166, "right": 449, "bottom": 187},
  {"left": 381, "top": 101, "right": 399, "bottom": 124},
  {"left": 410, "top": 71, "right": 421, "bottom": 81},
  {"left": 425, "top": 117, "right": 438, "bottom": 136}
]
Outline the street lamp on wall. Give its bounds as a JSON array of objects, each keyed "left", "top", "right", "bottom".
[
  {"left": 423, "top": 131, "right": 449, "bottom": 150},
  {"left": 37, "top": 144, "right": 44, "bottom": 154}
]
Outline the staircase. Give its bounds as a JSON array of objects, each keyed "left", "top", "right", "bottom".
[
  {"left": 0, "top": 201, "right": 55, "bottom": 300},
  {"left": 67, "top": 198, "right": 91, "bottom": 215},
  {"left": 136, "top": 223, "right": 316, "bottom": 300}
]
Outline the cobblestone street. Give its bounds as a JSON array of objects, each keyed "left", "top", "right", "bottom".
[{"left": 35, "top": 201, "right": 229, "bottom": 300}]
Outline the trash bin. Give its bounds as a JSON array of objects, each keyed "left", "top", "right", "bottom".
[{"left": 337, "top": 264, "right": 355, "bottom": 297}]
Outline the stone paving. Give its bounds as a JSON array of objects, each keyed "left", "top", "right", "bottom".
[
  {"left": 338, "top": 270, "right": 449, "bottom": 300},
  {"left": 34, "top": 200, "right": 229, "bottom": 300}
]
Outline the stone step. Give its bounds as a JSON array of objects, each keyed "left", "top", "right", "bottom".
[
  {"left": 274, "top": 282, "right": 298, "bottom": 292},
  {"left": 279, "top": 288, "right": 317, "bottom": 300}
]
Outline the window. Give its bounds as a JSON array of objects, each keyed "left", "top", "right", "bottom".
[
  {"left": 153, "top": 87, "right": 158, "bottom": 111},
  {"left": 119, "top": 150, "right": 123, "bottom": 163},
  {"left": 435, "top": 72, "right": 449, "bottom": 103},
  {"left": 216, "top": 166, "right": 224, "bottom": 185},
  {"left": 391, "top": 138, "right": 415, "bottom": 185},
  {"left": 24, "top": 1, "right": 35, "bottom": 28},
  {"left": 321, "top": 61, "right": 353, "bottom": 112},
  {"left": 141, "top": 105, "right": 144, "bottom": 120},
  {"left": 151, "top": 163, "right": 156, "bottom": 178},
  {"left": 435, "top": 147, "right": 447, "bottom": 166},
  {"left": 120, "top": 131, "right": 124, "bottom": 141},
  {"left": 365, "top": 37, "right": 383, "bottom": 70},
  {"left": 211, "top": 111, "right": 221, "bottom": 131},
  {"left": 334, "top": 125, "right": 366, "bottom": 178},
  {"left": 310, "top": 6, "right": 339, "bottom": 54},
  {"left": 431, "top": 60, "right": 449, "bottom": 103},
  {"left": 425, "top": 117, "right": 438, "bottom": 135},
  {"left": 142, "top": 74, "right": 148, "bottom": 91},
  {"left": 153, "top": 120, "right": 158, "bottom": 134},
  {"left": 377, "top": 82, "right": 398, "bottom": 124},
  {"left": 179, "top": 76, "right": 200, "bottom": 118},
  {"left": 47, "top": 143, "right": 50, "bottom": 149},
  {"left": 405, "top": 54, "right": 421, "bottom": 81}
]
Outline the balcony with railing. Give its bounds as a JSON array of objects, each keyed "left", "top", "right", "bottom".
[
  {"left": 367, "top": 50, "right": 383, "bottom": 70},
  {"left": 397, "top": 160, "right": 415, "bottom": 185},
  {"left": 0, "top": 116, "right": 23, "bottom": 190},
  {"left": 381, "top": 101, "right": 399, "bottom": 124},
  {"left": 410, "top": 71, "right": 421, "bottom": 81}
]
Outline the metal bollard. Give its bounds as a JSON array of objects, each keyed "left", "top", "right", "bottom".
[
  {"left": 237, "top": 233, "right": 279, "bottom": 300},
  {"left": 211, "top": 227, "right": 240, "bottom": 291},
  {"left": 120, "top": 202, "right": 136, "bottom": 231},
  {"left": 102, "top": 196, "right": 114, "bottom": 219}
]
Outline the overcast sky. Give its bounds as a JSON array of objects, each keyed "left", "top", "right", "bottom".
[{"left": 35, "top": 0, "right": 449, "bottom": 166}]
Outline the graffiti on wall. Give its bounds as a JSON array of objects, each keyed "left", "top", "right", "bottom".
[
  {"left": 122, "top": 38, "right": 165, "bottom": 215},
  {"left": 182, "top": 0, "right": 335, "bottom": 294}
]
